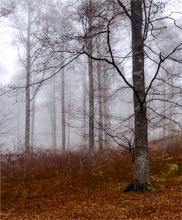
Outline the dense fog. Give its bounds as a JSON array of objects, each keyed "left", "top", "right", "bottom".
[{"left": 0, "top": 0, "right": 182, "bottom": 154}]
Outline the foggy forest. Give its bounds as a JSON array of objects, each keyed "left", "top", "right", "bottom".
[{"left": 0, "top": 0, "right": 182, "bottom": 219}]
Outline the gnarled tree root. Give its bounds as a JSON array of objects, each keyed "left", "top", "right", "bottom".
[{"left": 123, "top": 179, "right": 155, "bottom": 192}]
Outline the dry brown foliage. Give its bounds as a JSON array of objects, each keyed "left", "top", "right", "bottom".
[{"left": 1, "top": 146, "right": 182, "bottom": 219}]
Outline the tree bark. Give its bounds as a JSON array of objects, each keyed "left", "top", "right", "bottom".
[
  {"left": 103, "top": 69, "right": 110, "bottom": 149},
  {"left": 25, "top": 1, "right": 31, "bottom": 155},
  {"left": 96, "top": 38, "right": 103, "bottom": 151},
  {"left": 67, "top": 97, "right": 71, "bottom": 150},
  {"left": 87, "top": 14, "right": 95, "bottom": 161},
  {"left": 52, "top": 77, "right": 57, "bottom": 150},
  {"left": 61, "top": 60, "right": 66, "bottom": 154},
  {"left": 82, "top": 73, "right": 87, "bottom": 147},
  {"left": 97, "top": 60, "right": 103, "bottom": 151},
  {"left": 31, "top": 91, "right": 35, "bottom": 149},
  {"left": 131, "top": 0, "right": 150, "bottom": 189}
]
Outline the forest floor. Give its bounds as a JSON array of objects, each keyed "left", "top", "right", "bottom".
[{"left": 1, "top": 147, "right": 182, "bottom": 219}]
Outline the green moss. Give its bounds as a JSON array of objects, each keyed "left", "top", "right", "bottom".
[{"left": 168, "top": 163, "right": 179, "bottom": 174}]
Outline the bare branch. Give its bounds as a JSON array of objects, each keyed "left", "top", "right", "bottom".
[
  {"left": 144, "top": 43, "right": 182, "bottom": 102},
  {"left": 117, "top": 0, "right": 132, "bottom": 21}
]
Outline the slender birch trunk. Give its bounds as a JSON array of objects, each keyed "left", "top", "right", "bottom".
[
  {"left": 87, "top": 15, "right": 95, "bottom": 161},
  {"left": 25, "top": 1, "right": 31, "bottom": 155},
  {"left": 97, "top": 60, "right": 103, "bottom": 151},
  {"left": 67, "top": 97, "right": 71, "bottom": 150},
  {"left": 103, "top": 71, "right": 109, "bottom": 149},
  {"left": 61, "top": 60, "right": 66, "bottom": 154},
  {"left": 52, "top": 77, "right": 57, "bottom": 150},
  {"left": 96, "top": 37, "right": 103, "bottom": 151},
  {"left": 31, "top": 93, "right": 35, "bottom": 149},
  {"left": 82, "top": 73, "right": 87, "bottom": 147}
]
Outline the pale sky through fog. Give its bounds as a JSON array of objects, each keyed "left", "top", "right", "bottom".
[
  {"left": 0, "top": 0, "right": 181, "bottom": 86},
  {"left": 0, "top": 22, "right": 18, "bottom": 85}
]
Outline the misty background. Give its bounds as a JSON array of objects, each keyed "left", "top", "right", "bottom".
[{"left": 0, "top": 0, "right": 182, "bottom": 154}]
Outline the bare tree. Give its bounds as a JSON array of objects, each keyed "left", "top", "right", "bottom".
[
  {"left": 78, "top": 0, "right": 182, "bottom": 190},
  {"left": 61, "top": 57, "right": 66, "bottom": 154},
  {"left": 77, "top": 0, "right": 97, "bottom": 160},
  {"left": 81, "top": 68, "right": 87, "bottom": 147},
  {"left": 87, "top": 13, "right": 95, "bottom": 161},
  {"left": 8, "top": 0, "right": 46, "bottom": 154},
  {"left": 129, "top": 0, "right": 149, "bottom": 189},
  {"left": 44, "top": 77, "right": 58, "bottom": 150},
  {"left": 0, "top": 0, "right": 15, "bottom": 17},
  {"left": 24, "top": 0, "right": 31, "bottom": 154},
  {"left": 51, "top": 77, "right": 57, "bottom": 150},
  {"left": 97, "top": 52, "right": 103, "bottom": 151},
  {"left": 30, "top": 85, "right": 36, "bottom": 148},
  {"left": 95, "top": 37, "right": 112, "bottom": 151}
]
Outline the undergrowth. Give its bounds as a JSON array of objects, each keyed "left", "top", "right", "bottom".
[{"left": 1, "top": 147, "right": 182, "bottom": 219}]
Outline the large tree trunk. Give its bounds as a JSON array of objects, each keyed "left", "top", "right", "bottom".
[{"left": 131, "top": 0, "right": 150, "bottom": 190}]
